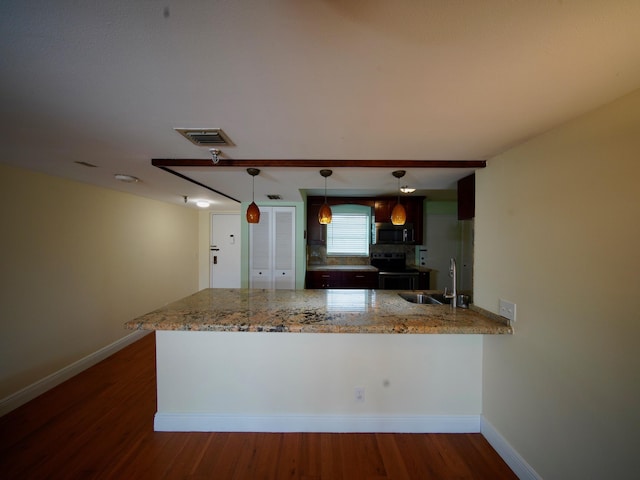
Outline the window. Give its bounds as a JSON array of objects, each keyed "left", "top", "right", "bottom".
[{"left": 326, "top": 205, "right": 372, "bottom": 256}]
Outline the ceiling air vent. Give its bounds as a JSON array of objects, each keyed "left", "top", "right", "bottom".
[
  {"left": 266, "top": 194, "right": 282, "bottom": 200},
  {"left": 175, "top": 128, "right": 235, "bottom": 147}
]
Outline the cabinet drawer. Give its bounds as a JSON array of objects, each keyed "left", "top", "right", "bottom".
[
  {"left": 341, "top": 271, "right": 378, "bottom": 289},
  {"left": 306, "top": 271, "right": 336, "bottom": 288}
]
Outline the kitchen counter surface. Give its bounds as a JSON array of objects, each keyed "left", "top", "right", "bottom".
[
  {"left": 125, "top": 288, "right": 512, "bottom": 335},
  {"left": 414, "top": 266, "right": 432, "bottom": 272},
  {"left": 306, "top": 265, "right": 378, "bottom": 272}
]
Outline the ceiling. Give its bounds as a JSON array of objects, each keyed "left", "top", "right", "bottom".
[{"left": 2, "top": 0, "right": 640, "bottom": 211}]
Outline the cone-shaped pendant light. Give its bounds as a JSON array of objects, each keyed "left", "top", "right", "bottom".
[
  {"left": 246, "top": 168, "right": 261, "bottom": 224},
  {"left": 391, "top": 170, "right": 407, "bottom": 225},
  {"left": 318, "top": 169, "right": 333, "bottom": 224}
]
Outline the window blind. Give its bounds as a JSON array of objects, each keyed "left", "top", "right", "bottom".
[{"left": 327, "top": 213, "right": 370, "bottom": 255}]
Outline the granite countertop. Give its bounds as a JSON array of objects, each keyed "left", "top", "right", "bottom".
[
  {"left": 125, "top": 288, "right": 512, "bottom": 335},
  {"left": 306, "top": 265, "right": 431, "bottom": 272},
  {"left": 306, "top": 265, "right": 378, "bottom": 272}
]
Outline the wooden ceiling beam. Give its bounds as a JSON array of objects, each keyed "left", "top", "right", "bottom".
[{"left": 152, "top": 159, "right": 486, "bottom": 168}]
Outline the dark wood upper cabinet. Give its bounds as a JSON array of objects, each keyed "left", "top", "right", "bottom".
[
  {"left": 306, "top": 199, "right": 326, "bottom": 245},
  {"left": 307, "top": 196, "right": 424, "bottom": 245},
  {"left": 458, "top": 174, "right": 475, "bottom": 220},
  {"left": 374, "top": 199, "right": 392, "bottom": 223},
  {"left": 374, "top": 197, "right": 424, "bottom": 244}
]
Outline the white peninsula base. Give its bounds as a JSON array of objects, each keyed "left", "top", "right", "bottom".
[{"left": 154, "top": 331, "right": 483, "bottom": 433}]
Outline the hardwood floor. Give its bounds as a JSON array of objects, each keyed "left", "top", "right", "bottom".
[{"left": 0, "top": 332, "right": 516, "bottom": 479}]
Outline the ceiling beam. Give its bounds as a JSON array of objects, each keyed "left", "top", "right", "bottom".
[
  {"left": 155, "top": 166, "right": 241, "bottom": 203},
  {"left": 152, "top": 159, "right": 486, "bottom": 168}
]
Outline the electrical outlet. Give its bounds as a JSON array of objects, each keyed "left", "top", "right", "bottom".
[
  {"left": 418, "top": 248, "right": 427, "bottom": 266},
  {"left": 499, "top": 299, "right": 516, "bottom": 322},
  {"left": 354, "top": 387, "right": 365, "bottom": 403}
]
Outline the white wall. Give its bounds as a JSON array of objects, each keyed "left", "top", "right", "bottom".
[
  {"left": 476, "top": 89, "right": 640, "bottom": 479},
  {"left": 0, "top": 164, "right": 199, "bottom": 401}
]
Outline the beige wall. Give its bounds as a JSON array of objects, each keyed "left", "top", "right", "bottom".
[
  {"left": 476, "top": 89, "right": 640, "bottom": 478},
  {"left": 0, "top": 164, "right": 199, "bottom": 399}
]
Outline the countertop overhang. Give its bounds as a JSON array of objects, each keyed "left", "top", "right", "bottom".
[{"left": 125, "top": 289, "right": 512, "bottom": 335}]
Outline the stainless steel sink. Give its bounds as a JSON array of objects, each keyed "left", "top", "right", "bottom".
[{"left": 398, "top": 292, "right": 450, "bottom": 305}]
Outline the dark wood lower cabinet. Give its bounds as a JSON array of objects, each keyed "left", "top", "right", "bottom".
[
  {"left": 306, "top": 271, "right": 335, "bottom": 288},
  {"left": 418, "top": 271, "right": 431, "bottom": 290},
  {"left": 306, "top": 270, "right": 378, "bottom": 289}
]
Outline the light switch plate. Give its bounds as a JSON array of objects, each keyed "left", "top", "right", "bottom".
[{"left": 499, "top": 299, "right": 516, "bottom": 322}]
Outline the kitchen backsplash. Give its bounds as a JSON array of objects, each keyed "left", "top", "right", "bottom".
[{"left": 307, "top": 244, "right": 418, "bottom": 266}]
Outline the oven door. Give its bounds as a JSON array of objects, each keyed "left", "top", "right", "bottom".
[{"left": 378, "top": 273, "right": 418, "bottom": 290}]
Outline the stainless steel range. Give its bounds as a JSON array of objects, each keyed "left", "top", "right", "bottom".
[{"left": 370, "top": 252, "right": 419, "bottom": 290}]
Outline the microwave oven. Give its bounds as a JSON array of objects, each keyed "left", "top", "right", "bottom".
[{"left": 374, "top": 223, "right": 415, "bottom": 244}]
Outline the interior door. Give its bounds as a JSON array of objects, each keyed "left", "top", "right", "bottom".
[
  {"left": 249, "top": 207, "right": 296, "bottom": 289},
  {"left": 249, "top": 208, "right": 272, "bottom": 289},
  {"left": 273, "top": 207, "right": 295, "bottom": 289},
  {"left": 210, "top": 213, "right": 241, "bottom": 288}
]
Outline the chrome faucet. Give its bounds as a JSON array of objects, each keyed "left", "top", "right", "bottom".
[{"left": 444, "top": 257, "right": 457, "bottom": 309}]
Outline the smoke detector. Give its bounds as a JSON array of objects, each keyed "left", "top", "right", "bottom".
[{"left": 174, "top": 128, "right": 235, "bottom": 147}]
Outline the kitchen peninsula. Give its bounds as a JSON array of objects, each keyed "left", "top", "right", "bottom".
[{"left": 125, "top": 288, "right": 511, "bottom": 433}]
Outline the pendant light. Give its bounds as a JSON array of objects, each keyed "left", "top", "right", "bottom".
[
  {"left": 391, "top": 170, "right": 407, "bottom": 225},
  {"left": 246, "top": 168, "right": 261, "bottom": 223},
  {"left": 318, "top": 169, "right": 333, "bottom": 224}
]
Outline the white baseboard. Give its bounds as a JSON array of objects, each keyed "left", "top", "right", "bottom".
[
  {"left": 481, "top": 416, "right": 542, "bottom": 480},
  {"left": 0, "top": 330, "right": 150, "bottom": 416},
  {"left": 154, "top": 413, "right": 481, "bottom": 433}
]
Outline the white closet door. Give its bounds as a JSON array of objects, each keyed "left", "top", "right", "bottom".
[
  {"left": 249, "top": 209, "right": 272, "bottom": 289},
  {"left": 273, "top": 207, "right": 295, "bottom": 289}
]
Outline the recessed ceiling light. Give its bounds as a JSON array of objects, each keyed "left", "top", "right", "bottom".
[
  {"left": 196, "top": 201, "right": 211, "bottom": 208},
  {"left": 114, "top": 174, "right": 140, "bottom": 183},
  {"left": 400, "top": 186, "right": 416, "bottom": 193}
]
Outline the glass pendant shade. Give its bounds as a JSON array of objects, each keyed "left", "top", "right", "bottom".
[
  {"left": 318, "top": 203, "right": 332, "bottom": 224},
  {"left": 246, "top": 201, "right": 260, "bottom": 223},
  {"left": 391, "top": 170, "right": 407, "bottom": 225},
  {"left": 391, "top": 203, "right": 407, "bottom": 225},
  {"left": 318, "top": 169, "right": 333, "bottom": 224},
  {"left": 246, "top": 168, "right": 261, "bottom": 224}
]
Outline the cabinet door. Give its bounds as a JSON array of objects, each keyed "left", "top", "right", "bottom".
[
  {"left": 405, "top": 198, "right": 424, "bottom": 244},
  {"left": 457, "top": 174, "right": 475, "bottom": 220},
  {"left": 273, "top": 207, "right": 295, "bottom": 289},
  {"left": 374, "top": 200, "right": 392, "bottom": 223},
  {"left": 306, "top": 200, "right": 326, "bottom": 245},
  {"left": 306, "top": 271, "right": 334, "bottom": 288},
  {"left": 418, "top": 271, "right": 431, "bottom": 290}
]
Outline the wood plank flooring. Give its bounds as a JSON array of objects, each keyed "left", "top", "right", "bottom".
[{"left": 0, "top": 332, "right": 517, "bottom": 479}]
